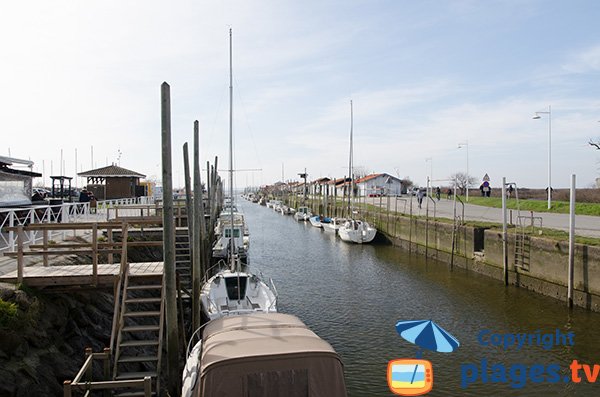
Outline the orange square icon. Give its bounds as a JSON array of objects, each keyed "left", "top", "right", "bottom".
[{"left": 387, "top": 359, "right": 433, "bottom": 396}]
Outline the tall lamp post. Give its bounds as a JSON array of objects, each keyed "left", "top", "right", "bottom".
[
  {"left": 533, "top": 105, "right": 552, "bottom": 209},
  {"left": 425, "top": 157, "right": 432, "bottom": 196},
  {"left": 458, "top": 140, "right": 469, "bottom": 202}
]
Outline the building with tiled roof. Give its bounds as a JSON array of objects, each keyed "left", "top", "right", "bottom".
[
  {"left": 355, "top": 173, "right": 403, "bottom": 196},
  {"left": 78, "top": 164, "right": 146, "bottom": 178},
  {"left": 78, "top": 164, "right": 146, "bottom": 200}
]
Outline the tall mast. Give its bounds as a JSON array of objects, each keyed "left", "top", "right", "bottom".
[
  {"left": 347, "top": 100, "right": 353, "bottom": 216},
  {"left": 228, "top": 28, "right": 236, "bottom": 268}
]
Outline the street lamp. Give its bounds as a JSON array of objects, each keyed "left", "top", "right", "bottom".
[
  {"left": 425, "top": 157, "right": 432, "bottom": 196},
  {"left": 458, "top": 141, "right": 469, "bottom": 202},
  {"left": 533, "top": 105, "right": 552, "bottom": 209}
]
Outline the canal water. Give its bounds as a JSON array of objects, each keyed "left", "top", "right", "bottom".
[{"left": 240, "top": 198, "right": 600, "bottom": 397}]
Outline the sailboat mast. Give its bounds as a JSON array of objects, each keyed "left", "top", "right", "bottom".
[
  {"left": 228, "top": 28, "right": 236, "bottom": 267},
  {"left": 347, "top": 100, "right": 353, "bottom": 216}
]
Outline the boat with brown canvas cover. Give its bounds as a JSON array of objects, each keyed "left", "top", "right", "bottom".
[{"left": 182, "top": 313, "right": 347, "bottom": 397}]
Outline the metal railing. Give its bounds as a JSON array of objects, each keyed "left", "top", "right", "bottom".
[
  {"left": 0, "top": 197, "right": 155, "bottom": 253},
  {"left": 0, "top": 202, "right": 90, "bottom": 253},
  {"left": 95, "top": 196, "right": 155, "bottom": 217}
]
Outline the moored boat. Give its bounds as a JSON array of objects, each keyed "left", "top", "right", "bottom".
[
  {"left": 182, "top": 313, "right": 347, "bottom": 397},
  {"left": 322, "top": 217, "right": 345, "bottom": 233},
  {"left": 309, "top": 215, "right": 332, "bottom": 228},
  {"left": 337, "top": 100, "right": 377, "bottom": 244},
  {"left": 203, "top": 28, "right": 278, "bottom": 320},
  {"left": 200, "top": 266, "right": 277, "bottom": 321},
  {"left": 294, "top": 206, "right": 312, "bottom": 221},
  {"left": 338, "top": 219, "right": 377, "bottom": 243}
]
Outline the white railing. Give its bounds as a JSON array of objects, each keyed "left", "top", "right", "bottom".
[
  {"left": 95, "top": 196, "right": 155, "bottom": 218},
  {"left": 0, "top": 202, "right": 91, "bottom": 253},
  {"left": 0, "top": 196, "right": 155, "bottom": 253}
]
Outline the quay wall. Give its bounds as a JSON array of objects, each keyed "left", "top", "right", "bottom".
[{"left": 367, "top": 211, "right": 600, "bottom": 312}]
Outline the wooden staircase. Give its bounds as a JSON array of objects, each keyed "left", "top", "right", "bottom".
[
  {"left": 112, "top": 269, "right": 165, "bottom": 396},
  {"left": 175, "top": 229, "right": 192, "bottom": 295}
]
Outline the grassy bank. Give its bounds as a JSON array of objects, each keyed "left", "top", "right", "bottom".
[{"left": 463, "top": 196, "right": 600, "bottom": 216}]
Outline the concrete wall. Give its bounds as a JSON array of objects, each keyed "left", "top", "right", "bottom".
[{"left": 368, "top": 210, "right": 600, "bottom": 312}]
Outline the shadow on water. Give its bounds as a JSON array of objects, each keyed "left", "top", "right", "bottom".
[{"left": 241, "top": 199, "right": 600, "bottom": 397}]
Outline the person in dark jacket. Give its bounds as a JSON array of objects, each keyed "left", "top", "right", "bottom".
[{"left": 79, "top": 189, "right": 91, "bottom": 203}]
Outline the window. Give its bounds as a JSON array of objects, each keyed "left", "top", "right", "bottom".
[{"left": 246, "top": 369, "right": 308, "bottom": 397}]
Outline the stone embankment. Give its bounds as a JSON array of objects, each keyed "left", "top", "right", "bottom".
[
  {"left": 0, "top": 239, "right": 165, "bottom": 397},
  {"left": 371, "top": 213, "right": 600, "bottom": 311},
  {"left": 0, "top": 285, "right": 114, "bottom": 396}
]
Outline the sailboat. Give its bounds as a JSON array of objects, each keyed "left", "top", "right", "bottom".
[
  {"left": 199, "top": 29, "right": 277, "bottom": 321},
  {"left": 338, "top": 100, "right": 377, "bottom": 244}
]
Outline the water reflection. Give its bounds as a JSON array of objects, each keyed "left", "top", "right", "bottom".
[{"left": 241, "top": 199, "right": 600, "bottom": 396}]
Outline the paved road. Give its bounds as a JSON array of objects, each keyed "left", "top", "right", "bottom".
[{"left": 367, "top": 196, "right": 600, "bottom": 238}]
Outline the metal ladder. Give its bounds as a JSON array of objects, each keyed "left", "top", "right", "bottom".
[
  {"left": 514, "top": 232, "right": 531, "bottom": 270},
  {"left": 112, "top": 269, "right": 165, "bottom": 396},
  {"left": 514, "top": 214, "right": 541, "bottom": 271}
]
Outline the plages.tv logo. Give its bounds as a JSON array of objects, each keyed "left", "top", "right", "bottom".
[{"left": 388, "top": 320, "right": 460, "bottom": 396}]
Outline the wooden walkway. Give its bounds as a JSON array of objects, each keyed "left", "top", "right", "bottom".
[{"left": 0, "top": 262, "right": 163, "bottom": 287}]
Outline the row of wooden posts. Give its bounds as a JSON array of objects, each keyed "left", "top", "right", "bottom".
[{"left": 161, "top": 82, "right": 225, "bottom": 396}]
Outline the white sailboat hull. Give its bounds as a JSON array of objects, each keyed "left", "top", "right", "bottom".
[
  {"left": 200, "top": 269, "right": 277, "bottom": 321},
  {"left": 338, "top": 220, "right": 377, "bottom": 243}
]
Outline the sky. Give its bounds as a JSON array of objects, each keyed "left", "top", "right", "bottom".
[{"left": 2, "top": 0, "right": 600, "bottom": 190}]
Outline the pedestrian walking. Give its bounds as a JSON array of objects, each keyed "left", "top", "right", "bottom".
[{"left": 417, "top": 188, "right": 425, "bottom": 209}]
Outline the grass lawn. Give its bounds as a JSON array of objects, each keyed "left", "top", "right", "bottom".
[{"left": 463, "top": 196, "right": 600, "bottom": 216}]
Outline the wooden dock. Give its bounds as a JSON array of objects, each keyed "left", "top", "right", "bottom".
[{"left": 0, "top": 262, "right": 163, "bottom": 287}]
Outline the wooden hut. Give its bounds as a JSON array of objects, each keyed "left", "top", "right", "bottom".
[{"left": 78, "top": 164, "right": 146, "bottom": 200}]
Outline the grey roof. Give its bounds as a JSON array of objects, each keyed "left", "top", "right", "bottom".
[
  {"left": 0, "top": 155, "right": 34, "bottom": 167},
  {"left": 78, "top": 164, "right": 145, "bottom": 178}
]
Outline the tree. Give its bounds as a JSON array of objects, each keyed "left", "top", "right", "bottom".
[
  {"left": 352, "top": 166, "right": 371, "bottom": 179},
  {"left": 590, "top": 140, "right": 600, "bottom": 150},
  {"left": 400, "top": 176, "right": 414, "bottom": 191},
  {"left": 450, "top": 172, "right": 477, "bottom": 195}
]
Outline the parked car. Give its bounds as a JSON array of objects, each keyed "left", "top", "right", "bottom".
[{"left": 33, "top": 187, "right": 50, "bottom": 196}]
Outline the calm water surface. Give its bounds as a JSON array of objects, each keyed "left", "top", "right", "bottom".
[{"left": 240, "top": 199, "right": 600, "bottom": 396}]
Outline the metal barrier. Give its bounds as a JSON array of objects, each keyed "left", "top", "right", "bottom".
[
  {"left": 96, "top": 196, "right": 154, "bottom": 214},
  {"left": 0, "top": 197, "right": 155, "bottom": 253},
  {"left": 0, "top": 202, "right": 90, "bottom": 253}
]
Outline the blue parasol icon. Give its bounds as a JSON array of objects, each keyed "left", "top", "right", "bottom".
[{"left": 395, "top": 320, "right": 459, "bottom": 357}]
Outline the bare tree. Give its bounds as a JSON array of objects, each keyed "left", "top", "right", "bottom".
[
  {"left": 352, "top": 166, "right": 371, "bottom": 179},
  {"left": 450, "top": 172, "right": 477, "bottom": 195},
  {"left": 590, "top": 140, "right": 600, "bottom": 150},
  {"left": 401, "top": 176, "right": 414, "bottom": 191}
]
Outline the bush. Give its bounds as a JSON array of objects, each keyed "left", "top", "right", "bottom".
[{"left": 0, "top": 298, "right": 18, "bottom": 327}]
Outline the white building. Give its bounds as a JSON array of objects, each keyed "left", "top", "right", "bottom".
[{"left": 355, "top": 173, "right": 404, "bottom": 196}]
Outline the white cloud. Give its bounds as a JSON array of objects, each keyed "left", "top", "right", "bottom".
[{"left": 562, "top": 45, "right": 600, "bottom": 74}]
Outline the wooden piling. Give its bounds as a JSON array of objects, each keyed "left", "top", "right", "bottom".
[
  {"left": 17, "top": 225, "right": 24, "bottom": 284},
  {"left": 160, "top": 81, "right": 180, "bottom": 395},
  {"left": 43, "top": 229, "right": 49, "bottom": 266},
  {"left": 92, "top": 223, "right": 98, "bottom": 285},
  {"left": 193, "top": 121, "right": 206, "bottom": 331}
]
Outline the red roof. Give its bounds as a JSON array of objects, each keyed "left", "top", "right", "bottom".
[{"left": 354, "top": 173, "right": 384, "bottom": 184}]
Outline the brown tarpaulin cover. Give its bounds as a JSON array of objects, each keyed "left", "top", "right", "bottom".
[{"left": 196, "top": 313, "right": 347, "bottom": 397}]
